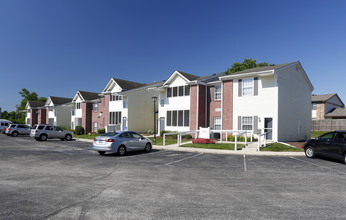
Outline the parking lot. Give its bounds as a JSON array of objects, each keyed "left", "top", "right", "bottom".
[{"left": 1, "top": 135, "right": 346, "bottom": 219}]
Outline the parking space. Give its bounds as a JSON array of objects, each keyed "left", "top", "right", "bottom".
[{"left": 1, "top": 135, "right": 346, "bottom": 219}]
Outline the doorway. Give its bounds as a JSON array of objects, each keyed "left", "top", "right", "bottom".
[{"left": 264, "top": 118, "right": 273, "bottom": 140}]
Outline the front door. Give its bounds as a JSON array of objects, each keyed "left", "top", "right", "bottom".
[
  {"left": 264, "top": 118, "right": 273, "bottom": 140},
  {"left": 122, "top": 117, "right": 128, "bottom": 131}
]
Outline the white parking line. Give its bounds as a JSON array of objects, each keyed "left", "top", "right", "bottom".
[
  {"left": 289, "top": 156, "right": 346, "bottom": 175},
  {"left": 55, "top": 150, "right": 73, "bottom": 156},
  {"left": 165, "top": 153, "right": 203, "bottom": 166},
  {"left": 243, "top": 155, "right": 247, "bottom": 172}
]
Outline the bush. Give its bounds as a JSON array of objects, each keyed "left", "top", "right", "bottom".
[
  {"left": 192, "top": 138, "right": 215, "bottom": 144},
  {"left": 98, "top": 128, "right": 105, "bottom": 134},
  {"left": 147, "top": 129, "right": 153, "bottom": 135},
  {"left": 160, "top": 130, "right": 169, "bottom": 137},
  {"left": 75, "top": 126, "right": 85, "bottom": 135},
  {"left": 227, "top": 135, "right": 257, "bottom": 142},
  {"left": 182, "top": 134, "right": 192, "bottom": 139}
]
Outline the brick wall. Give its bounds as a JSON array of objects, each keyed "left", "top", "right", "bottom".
[
  {"left": 38, "top": 109, "right": 46, "bottom": 124},
  {"left": 316, "top": 103, "right": 325, "bottom": 120},
  {"left": 190, "top": 85, "right": 198, "bottom": 131},
  {"left": 30, "top": 109, "right": 38, "bottom": 126},
  {"left": 91, "top": 95, "right": 109, "bottom": 132},
  {"left": 82, "top": 102, "right": 93, "bottom": 134},
  {"left": 207, "top": 86, "right": 221, "bottom": 128},
  {"left": 222, "top": 80, "right": 233, "bottom": 130},
  {"left": 190, "top": 84, "right": 207, "bottom": 131}
]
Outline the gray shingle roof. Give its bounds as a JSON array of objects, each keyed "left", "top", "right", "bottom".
[
  {"left": 176, "top": 71, "right": 200, "bottom": 81},
  {"left": 78, "top": 91, "right": 100, "bottom": 101},
  {"left": 228, "top": 62, "right": 297, "bottom": 75},
  {"left": 49, "top": 96, "right": 73, "bottom": 105},
  {"left": 112, "top": 78, "right": 146, "bottom": 91},
  {"left": 312, "top": 93, "right": 337, "bottom": 103},
  {"left": 27, "top": 101, "right": 45, "bottom": 108},
  {"left": 325, "top": 108, "right": 346, "bottom": 117}
]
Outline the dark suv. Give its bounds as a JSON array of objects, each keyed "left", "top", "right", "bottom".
[{"left": 303, "top": 131, "right": 346, "bottom": 164}]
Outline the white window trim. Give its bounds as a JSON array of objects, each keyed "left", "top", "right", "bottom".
[
  {"left": 213, "top": 117, "right": 222, "bottom": 130},
  {"left": 214, "top": 85, "right": 222, "bottom": 100},
  {"left": 242, "top": 77, "right": 254, "bottom": 96},
  {"left": 241, "top": 116, "right": 254, "bottom": 131}
]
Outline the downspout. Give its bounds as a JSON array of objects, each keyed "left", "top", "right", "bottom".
[
  {"left": 221, "top": 80, "right": 223, "bottom": 130},
  {"left": 205, "top": 84, "right": 207, "bottom": 127},
  {"left": 274, "top": 71, "right": 279, "bottom": 142},
  {"left": 196, "top": 82, "right": 199, "bottom": 130}
]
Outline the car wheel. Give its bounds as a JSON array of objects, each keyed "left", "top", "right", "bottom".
[
  {"left": 98, "top": 151, "right": 105, "bottom": 155},
  {"left": 118, "top": 145, "right": 126, "bottom": 156},
  {"left": 305, "top": 146, "right": 315, "bottom": 158},
  {"left": 40, "top": 135, "right": 48, "bottom": 141},
  {"left": 12, "top": 131, "right": 19, "bottom": 137},
  {"left": 144, "top": 143, "right": 152, "bottom": 152},
  {"left": 65, "top": 134, "right": 72, "bottom": 141},
  {"left": 35, "top": 137, "right": 40, "bottom": 141}
]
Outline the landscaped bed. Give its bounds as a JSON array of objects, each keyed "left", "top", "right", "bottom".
[
  {"left": 261, "top": 143, "right": 304, "bottom": 152},
  {"left": 147, "top": 136, "right": 191, "bottom": 145},
  {"left": 181, "top": 143, "right": 244, "bottom": 151}
]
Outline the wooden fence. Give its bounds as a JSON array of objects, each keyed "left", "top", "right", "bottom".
[{"left": 312, "top": 119, "right": 346, "bottom": 131}]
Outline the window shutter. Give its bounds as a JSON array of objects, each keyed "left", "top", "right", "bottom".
[
  {"left": 238, "top": 116, "right": 242, "bottom": 130},
  {"left": 254, "top": 77, "right": 258, "bottom": 96},
  {"left": 238, "top": 79, "right": 242, "bottom": 97},
  {"left": 253, "top": 116, "right": 258, "bottom": 133},
  {"left": 210, "top": 87, "right": 215, "bottom": 101}
]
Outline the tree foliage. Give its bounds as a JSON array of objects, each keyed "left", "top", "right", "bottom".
[{"left": 222, "top": 58, "right": 272, "bottom": 75}]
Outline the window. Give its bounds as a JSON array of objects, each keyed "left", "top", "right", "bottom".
[
  {"left": 119, "top": 132, "right": 132, "bottom": 138},
  {"left": 312, "top": 103, "right": 317, "bottom": 110},
  {"left": 214, "top": 85, "right": 222, "bottom": 100},
  {"left": 178, "top": 86, "right": 184, "bottom": 96},
  {"left": 214, "top": 117, "right": 221, "bottom": 130},
  {"left": 172, "top": 111, "right": 177, "bottom": 126},
  {"left": 93, "top": 103, "right": 98, "bottom": 112},
  {"left": 173, "top": 87, "right": 178, "bottom": 97},
  {"left": 178, "top": 110, "right": 184, "bottom": 126},
  {"left": 17, "top": 125, "right": 25, "bottom": 128},
  {"left": 242, "top": 116, "right": 253, "bottom": 130},
  {"left": 131, "top": 132, "right": 142, "bottom": 139},
  {"left": 167, "top": 88, "right": 172, "bottom": 97},
  {"left": 110, "top": 94, "right": 116, "bottom": 101},
  {"left": 45, "top": 126, "right": 53, "bottom": 131},
  {"left": 54, "top": 126, "right": 63, "bottom": 131},
  {"left": 76, "top": 103, "right": 81, "bottom": 109},
  {"left": 72, "top": 110, "right": 75, "bottom": 116},
  {"left": 185, "top": 85, "right": 190, "bottom": 96},
  {"left": 109, "top": 111, "right": 122, "bottom": 124},
  {"left": 166, "top": 111, "right": 172, "bottom": 126},
  {"left": 93, "top": 122, "right": 98, "bottom": 132},
  {"left": 160, "top": 99, "right": 164, "bottom": 107},
  {"left": 184, "top": 110, "right": 189, "bottom": 126},
  {"left": 319, "top": 133, "right": 335, "bottom": 142},
  {"left": 242, "top": 78, "right": 254, "bottom": 96}
]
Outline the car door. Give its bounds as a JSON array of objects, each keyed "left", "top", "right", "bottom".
[
  {"left": 45, "top": 125, "right": 55, "bottom": 138},
  {"left": 315, "top": 132, "right": 336, "bottom": 157},
  {"left": 130, "top": 132, "right": 146, "bottom": 150},
  {"left": 54, "top": 126, "right": 64, "bottom": 138},
  {"left": 119, "top": 132, "right": 136, "bottom": 151},
  {"left": 333, "top": 133, "right": 346, "bottom": 159}
]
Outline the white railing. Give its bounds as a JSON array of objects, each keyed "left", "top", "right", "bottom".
[
  {"left": 258, "top": 133, "right": 267, "bottom": 151},
  {"left": 163, "top": 130, "right": 199, "bottom": 146},
  {"left": 210, "top": 130, "right": 254, "bottom": 143}
]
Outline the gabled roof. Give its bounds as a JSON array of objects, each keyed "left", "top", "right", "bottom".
[
  {"left": 177, "top": 71, "right": 200, "bottom": 81},
  {"left": 226, "top": 62, "right": 296, "bottom": 75},
  {"left": 163, "top": 70, "right": 225, "bottom": 86},
  {"left": 119, "top": 80, "right": 166, "bottom": 95},
  {"left": 78, "top": 91, "right": 100, "bottom": 101},
  {"left": 102, "top": 78, "right": 146, "bottom": 93},
  {"left": 48, "top": 96, "right": 73, "bottom": 105},
  {"left": 26, "top": 101, "right": 45, "bottom": 109},
  {"left": 312, "top": 93, "right": 338, "bottom": 102},
  {"left": 325, "top": 108, "right": 346, "bottom": 118}
]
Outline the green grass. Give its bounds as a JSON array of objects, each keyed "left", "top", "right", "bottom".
[
  {"left": 261, "top": 143, "right": 304, "bottom": 152},
  {"left": 181, "top": 143, "right": 243, "bottom": 150},
  {"left": 74, "top": 134, "right": 99, "bottom": 139},
  {"left": 148, "top": 137, "right": 191, "bottom": 145},
  {"left": 311, "top": 131, "right": 331, "bottom": 138}
]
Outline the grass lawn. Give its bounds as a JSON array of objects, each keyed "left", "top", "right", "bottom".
[
  {"left": 148, "top": 137, "right": 191, "bottom": 145},
  {"left": 181, "top": 143, "right": 243, "bottom": 150},
  {"left": 261, "top": 143, "right": 304, "bottom": 152},
  {"left": 74, "top": 134, "right": 99, "bottom": 139},
  {"left": 311, "top": 131, "right": 331, "bottom": 138}
]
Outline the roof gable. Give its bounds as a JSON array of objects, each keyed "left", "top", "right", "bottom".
[
  {"left": 46, "top": 96, "right": 72, "bottom": 106},
  {"left": 102, "top": 78, "right": 145, "bottom": 93},
  {"left": 73, "top": 91, "right": 100, "bottom": 102},
  {"left": 26, "top": 101, "right": 45, "bottom": 109},
  {"left": 312, "top": 93, "right": 344, "bottom": 107}
]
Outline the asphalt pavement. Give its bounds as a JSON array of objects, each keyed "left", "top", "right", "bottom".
[{"left": 1, "top": 135, "right": 346, "bottom": 219}]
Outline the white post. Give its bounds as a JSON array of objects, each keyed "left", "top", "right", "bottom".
[
  {"left": 226, "top": 132, "right": 228, "bottom": 142},
  {"left": 163, "top": 133, "right": 166, "bottom": 146},
  {"left": 220, "top": 131, "right": 222, "bottom": 143},
  {"left": 235, "top": 135, "right": 238, "bottom": 151},
  {"left": 245, "top": 132, "right": 247, "bottom": 147}
]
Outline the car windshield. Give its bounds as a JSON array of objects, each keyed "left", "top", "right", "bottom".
[{"left": 101, "top": 132, "right": 118, "bottom": 137}]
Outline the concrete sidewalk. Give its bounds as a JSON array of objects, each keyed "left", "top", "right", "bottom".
[{"left": 76, "top": 138, "right": 305, "bottom": 156}]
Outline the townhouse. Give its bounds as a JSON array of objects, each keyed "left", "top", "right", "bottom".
[
  {"left": 71, "top": 91, "right": 100, "bottom": 133},
  {"left": 44, "top": 96, "right": 73, "bottom": 128},
  {"left": 25, "top": 101, "right": 46, "bottom": 126},
  {"left": 311, "top": 93, "right": 344, "bottom": 120},
  {"left": 152, "top": 61, "right": 313, "bottom": 142}
]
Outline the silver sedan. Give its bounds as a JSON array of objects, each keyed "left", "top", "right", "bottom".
[{"left": 92, "top": 131, "right": 152, "bottom": 156}]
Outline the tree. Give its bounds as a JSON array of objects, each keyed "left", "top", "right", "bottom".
[
  {"left": 222, "top": 58, "right": 272, "bottom": 75},
  {"left": 18, "top": 88, "right": 46, "bottom": 110}
]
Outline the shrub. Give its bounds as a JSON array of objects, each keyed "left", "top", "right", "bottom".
[
  {"left": 98, "top": 128, "right": 105, "bottom": 134},
  {"left": 227, "top": 135, "right": 258, "bottom": 142},
  {"left": 192, "top": 138, "right": 215, "bottom": 144},
  {"left": 147, "top": 129, "right": 153, "bottom": 135},
  {"left": 160, "top": 130, "right": 169, "bottom": 137},
  {"left": 75, "top": 126, "right": 85, "bottom": 135},
  {"left": 182, "top": 134, "right": 193, "bottom": 139}
]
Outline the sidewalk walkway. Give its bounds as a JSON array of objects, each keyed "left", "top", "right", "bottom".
[{"left": 76, "top": 138, "right": 305, "bottom": 156}]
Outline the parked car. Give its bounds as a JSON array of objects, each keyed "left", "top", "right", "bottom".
[
  {"left": 303, "top": 131, "right": 346, "bottom": 164},
  {"left": 93, "top": 131, "right": 152, "bottom": 156},
  {"left": 0, "top": 119, "right": 12, "bottom": 134},
  {"left": 30, "top": 124, "right": 73, "bottom": 141},
  {"left": 5, "top": 124, "right": 31, "bottom": 136}
]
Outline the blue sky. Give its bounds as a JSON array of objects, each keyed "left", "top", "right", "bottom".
[{"left": 0, "top": 0, "right": 345, "bottom": 111}]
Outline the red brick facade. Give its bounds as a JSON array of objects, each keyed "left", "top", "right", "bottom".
[
  {"left": 222, "top": 80, "right": 233, "bottom": 130},
  {"left": 91, "top": 95, "right": 109, "bottom": 133},
  {"left": 37, "top": 109, "right": 46, "bottom": 124},
  {"left": 82, "top": 102, "right": 93, "bottom": 133},
  {"left": 29, "top": 109, "right": 38, "bottom": 126},
  {"left": 190, "top": 84, "right": 207, "bottom": 131}
]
